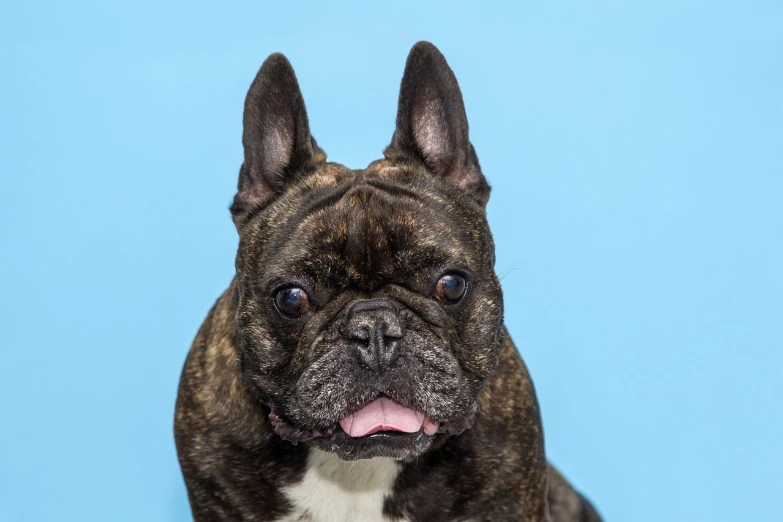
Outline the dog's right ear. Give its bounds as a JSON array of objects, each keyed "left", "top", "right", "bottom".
[{"left": 231, "top": 53, "right": 324, "bottom": 228}]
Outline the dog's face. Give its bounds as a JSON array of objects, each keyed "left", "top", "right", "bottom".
[{"left": 232, "top": 42, "right": 503, "bottom": 461}]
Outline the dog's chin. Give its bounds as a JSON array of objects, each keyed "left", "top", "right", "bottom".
[{"left": 313, "top": 426, "right": 435, "bottom": 461}]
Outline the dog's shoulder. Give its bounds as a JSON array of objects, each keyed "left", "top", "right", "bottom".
[
  {"left": 547, "top": 465, "right": 603, "bottom": 522},
  {"left": 174, "top": 282, "right": 310, "bottom": 520},
  {"left": 175, "top": 281, "right": 249, "bottom": 434}
]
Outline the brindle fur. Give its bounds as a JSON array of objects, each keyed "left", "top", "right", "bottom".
[{"left": 175, "top": 42, "right": 601, "bottom": 521}]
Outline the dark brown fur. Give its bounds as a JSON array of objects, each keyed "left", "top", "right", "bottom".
[{"left": 175, "top": 41, "right": 601, "bottom": 521}]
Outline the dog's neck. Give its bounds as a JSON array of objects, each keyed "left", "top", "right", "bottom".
[{"left": 281, "top": 447, "right": 406, "bottom": 522}]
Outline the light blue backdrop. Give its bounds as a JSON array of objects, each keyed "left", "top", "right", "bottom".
[{"left": 1, "top": 1, "right": 781, "bottom": 521}]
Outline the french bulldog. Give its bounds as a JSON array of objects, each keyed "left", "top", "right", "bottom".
[{"left": 175, "top": 41, "right": 601, "bottom": 522}]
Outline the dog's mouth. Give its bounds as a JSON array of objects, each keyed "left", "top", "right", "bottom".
[
  {"left": 338, "top": 396, "right": 440, "bottom": 438},
  {"left": 315, "top": 397, "right": 438, "bottom": 460},
  {"left": 268, "top": 396, "right": 478, "bottom": 460}
]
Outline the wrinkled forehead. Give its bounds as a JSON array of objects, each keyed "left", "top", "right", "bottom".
[{"left": 259, "top": 168, "right": 484, "bottom": 290}]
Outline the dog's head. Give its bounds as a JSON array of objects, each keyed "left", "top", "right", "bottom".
[{"left": 232, "top": 42, "right": 503, "bottom": 461}]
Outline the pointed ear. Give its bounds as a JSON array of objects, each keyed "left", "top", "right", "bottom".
[
  {"left": 385, "top": 41, "right": 489, "bottom": 203},
  {"left": 231, "top": 53, "right": 325, "bottom": 227}
]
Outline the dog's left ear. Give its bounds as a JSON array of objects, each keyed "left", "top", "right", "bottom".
[{"left": 385, "top": 41, "right": 489, "bottom": 204}]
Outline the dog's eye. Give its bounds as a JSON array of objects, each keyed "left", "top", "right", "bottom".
[
  {"left": 435, "top": 273, "right": 468, "bottom": 304},
  {"left": 273, "top": 287, "right": 310, "bottom": 318}
]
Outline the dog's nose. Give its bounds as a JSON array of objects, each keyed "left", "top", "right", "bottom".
[{"left": 344, "top": 299, "right": 405, "bottom": 373}]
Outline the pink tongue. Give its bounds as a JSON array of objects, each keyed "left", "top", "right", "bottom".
[{"left": 339, "top": 397, "right": 438, "bottom": 438}]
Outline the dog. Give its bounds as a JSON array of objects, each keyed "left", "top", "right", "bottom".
[{"left": 175, "top": 41, "right": 601, "bottom": 522}]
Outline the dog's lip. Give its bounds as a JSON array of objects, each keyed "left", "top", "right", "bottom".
[{"left": 315, "top": 423, "right": 433, "bottom": 461}]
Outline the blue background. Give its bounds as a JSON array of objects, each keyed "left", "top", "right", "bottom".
[{"left": 1, "top": 1, "right": 781, "bottom": 520}]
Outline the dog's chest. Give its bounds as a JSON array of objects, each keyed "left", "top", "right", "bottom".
[{"left": 281, "top": 448, "right": 408, "bottom": 522}]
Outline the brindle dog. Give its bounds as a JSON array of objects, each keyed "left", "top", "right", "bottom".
[{"left": 175, "top": 41, "right": 601, "bottom": 522}]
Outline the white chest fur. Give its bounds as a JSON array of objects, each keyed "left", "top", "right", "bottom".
[{"left": 281, "top": 448, "right": 408, "bottom": 522}]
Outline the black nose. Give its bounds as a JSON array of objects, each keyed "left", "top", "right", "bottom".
[{"left": 344, "top": 299, "right": 405, "bottom": 373}]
